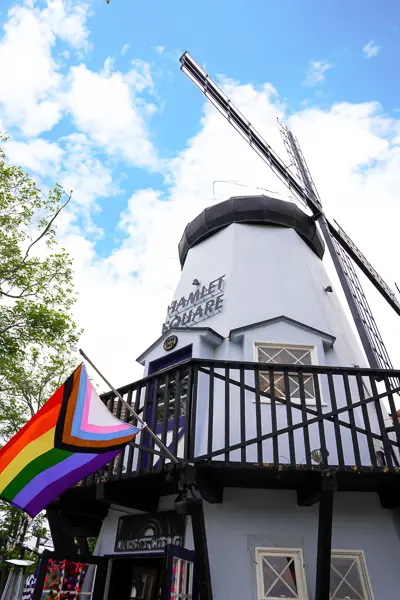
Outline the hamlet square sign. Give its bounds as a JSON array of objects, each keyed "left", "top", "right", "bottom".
[{"left": 163, "top": 274, "right": 225, "bottom": 332}]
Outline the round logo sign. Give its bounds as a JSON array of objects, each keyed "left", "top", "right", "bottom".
[{"left": 163, "top": 335, "right": 178, "bottom": 352}]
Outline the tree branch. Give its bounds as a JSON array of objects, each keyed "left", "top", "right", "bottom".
[{"left": 21, "top": 191, "right": 72, "bottom": 264}]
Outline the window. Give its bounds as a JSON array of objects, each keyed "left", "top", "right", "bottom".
[
  {"left": 256, "top": 344, "right": 316, "bottom": 404},
  {"left": 255, "top": 548, "right": 309, "bottom": 600},
  {"left": 170, "top": 556, "right": 194, "bottom": 599},
  {"left": 41, "top": 559, "right": 96, "bottom": 598},
  {"left": 330, "top": 551, "right": 374, "bottom": 600}
]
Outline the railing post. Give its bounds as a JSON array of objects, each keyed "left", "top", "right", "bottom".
[{"left": 315, "top": 473, "right": 336, "bottom": 600}]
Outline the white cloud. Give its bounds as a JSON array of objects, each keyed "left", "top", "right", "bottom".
[
  {"left": 41, "top": 0, "right": 90, "bottom": 51},
  {"left": 154, "top": 45, "right": 165, "bottom": 55},
  {"left": 1, "top": 4, "right": 398, "bottom": 391},
  {"left": 65, "top": 59, "right": 158, "bottom": 169},
  {"left": 363, "top": 40, "right": 380, "bottom": 59},
  {"left": 0, "top": 3, "right": 61, "bottom": 135},
  {"left": 62, "top": 80, "right": 400, "bottom": 390},
  {"left": 121, "top": 43, "right": 130, "bottom": 56},
  {"left": 304, "top": 60, "right": 332, "bottom": 86},
  {"left": 5, "top": 138, "right": 64, "bottom": 175},
  {"left": 59, "top": 138, "right": 117, "bottom": 211},
  {"left": 0, "top": 0, "right": 90, "bottom": 136}
]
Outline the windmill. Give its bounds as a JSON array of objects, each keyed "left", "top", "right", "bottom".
[{"left": 179, "top": 52, "right": 400, "bottom": 382}]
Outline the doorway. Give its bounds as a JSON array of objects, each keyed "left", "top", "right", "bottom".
[
  {"left": 141, "top": 345, "right": 193, "bottom": 469},
  {"left": 107, "top": 556, "right": 164, "bottom": 600}
]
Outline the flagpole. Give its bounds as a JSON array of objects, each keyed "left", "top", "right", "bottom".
[{"left": 79, "top": 349, "right": 179, "bottom": 465}]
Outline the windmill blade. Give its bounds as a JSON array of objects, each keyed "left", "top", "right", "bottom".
[
  {"left": 180, "top": 52, "right": 400, "bottom": 373},
  {"left": 328, "top": 221, "right": 400, "bottom": 317},
  {"left": 278, "top": 117, "right": 400, "bottom": 319},
  {"left": 331, "top": 233, "right": 395, "bottom": 371},
  {"left": 278, "top": 119, "right": 400, "bottom": 376},
  {"left": 180, "top": 52, "right": 320, "bottom": 215},
  {"left": 278, "top": 119, "right": 322, "bottom": 211}
]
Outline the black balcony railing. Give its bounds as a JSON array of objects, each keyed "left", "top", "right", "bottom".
[{"left": 83, "top": 359, "right": 400, "bottom": 487}]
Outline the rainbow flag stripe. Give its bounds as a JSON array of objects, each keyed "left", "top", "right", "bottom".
[{"left": 0, "top": 364, "right": 139, "bottom": 517}]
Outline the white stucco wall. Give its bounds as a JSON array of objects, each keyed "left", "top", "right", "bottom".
[
  {"left": 96, "top": 488, "right": 400, "bottom": 599},
  {"left": 183, "top": 488, "right": 400, "bottom": 600},
  {"left": 165, "top": 223, "right": 367, "bottom": 369}
]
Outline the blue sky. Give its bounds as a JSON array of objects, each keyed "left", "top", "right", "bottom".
[
  {"left": 0, "top": 0, "right": 399, "bottom": 384},
  {"left": 54, "top": 0, "right": 400, "bottom": 253}
]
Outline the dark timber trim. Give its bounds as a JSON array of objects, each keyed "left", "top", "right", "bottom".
[
  {"left": 378, "top": 487, "right": 400, "bottom": 509},
  {"left": 297, "top": 475, "right": 321, "bottom": 507},
  {"left": 315, "top": 473, "right": 336, "bottom": 600},
  {"left": 195, "top": 468, "right": 223, "bottom": 504},
  {"left": 46, "top": 505, "right": 76, "bottom": 555},
  {"left": 189, "top": 500, "right": 214, "bottom": 600},
  {"left": 71, "top": 358, "right": 400, "bottom": 497},
  {"left": 96, "top": 481, "right": 160, "bottom": 513}
]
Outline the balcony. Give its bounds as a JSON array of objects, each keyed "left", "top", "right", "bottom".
[{"left": 74, "top": 359, "right": 400, "bottom": 508}]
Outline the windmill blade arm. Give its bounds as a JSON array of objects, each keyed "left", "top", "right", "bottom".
[
  {"left": 328, "top": 220, "right": 400, "bottom": 317},
  {"left": 180, "top": 52, "right": 319, "bottom": 212}
]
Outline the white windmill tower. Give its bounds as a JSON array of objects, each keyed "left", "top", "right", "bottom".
[{"left": 46, "top": 53, "right": 400, "bottom": 600}]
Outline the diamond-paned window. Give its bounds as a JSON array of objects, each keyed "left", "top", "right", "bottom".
[
  {"left": 256, "top": 344, "right": 316, "bottom": 404},
  {"left": 330, "top": 551, "right": 374, "bottom": 600},
  {"left": 255, "top": 548, "right": 309, "bottom": 600}
]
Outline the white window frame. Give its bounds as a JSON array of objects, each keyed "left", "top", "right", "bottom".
[
  {"left": 170, "top": 556, "right": 194, "bottom": 599},
  {"left": 254, "top": 342, "right": 320, "bottom": 405},
  {"left": 41, "top": 561, "right": 97, "bottom": 598},
  {"left": 255, "top": 547, "right": 309, "bottom": 600},
  {"left": 330, "top": 550, "right": 375, "bottom": 600}
]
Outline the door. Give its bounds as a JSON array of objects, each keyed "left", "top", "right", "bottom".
[
  {"left": 107, "top": 557, "right": 164, "bottom": 600},
  {"left": 129, "top": 566, "right": 159, "bottom": 599},
  {"left": 164, "top": 545, "right": 195, "bottom": 600},
  {"left": 32, "top": 550, "right": 107, "bottom": 600},
  {"left": 142, "top": 346, "right": 192, "bottom": 470}
]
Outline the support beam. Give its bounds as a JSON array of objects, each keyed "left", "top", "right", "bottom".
[
  {"left": 195, "top": 469, "right": 223, "bottom": 504},
  {"left": 189, "top": 500, "right": 213, "bottom": 600},
  {"left": 315, "top": 474, "right": 336, "bottom": 600},
  {"left": 68, "top": 515, "right": 103, "bottom": 538},
  {"left": 76, "top": 536, "right": 90, "bottom": 555},
  {"left": 378, "top": 488, "right": 400, "bottom": 509},
  {"left": 297, "top": 475, "right": 321, "bottom": 507},
  {"left": 46, "top": 506, "right": 76, "bottom": 555},
  {"left": 96, "top": 481, "right": 160, "bottom": 513},
  {"left": 59, "top": 492, "right": 110, "bottom": 519}
]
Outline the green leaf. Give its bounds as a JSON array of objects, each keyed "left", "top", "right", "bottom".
[{"left": 0, "top": 134, "right": 81, "bottom": 550}]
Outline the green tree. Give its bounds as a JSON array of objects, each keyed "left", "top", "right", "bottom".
[{"left": 0, "top": 134, "right": 81, "bottom": 551}]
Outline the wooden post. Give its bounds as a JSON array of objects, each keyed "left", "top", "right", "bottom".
[
  {"left": 190, "top": 501, "right": 213, "bottom": 600},
  {"left": 315, "top": 474, "right": 336, "bottom": 600},
  {"left": 46, "top": 506, "right": 76, "bottom": 555}
]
